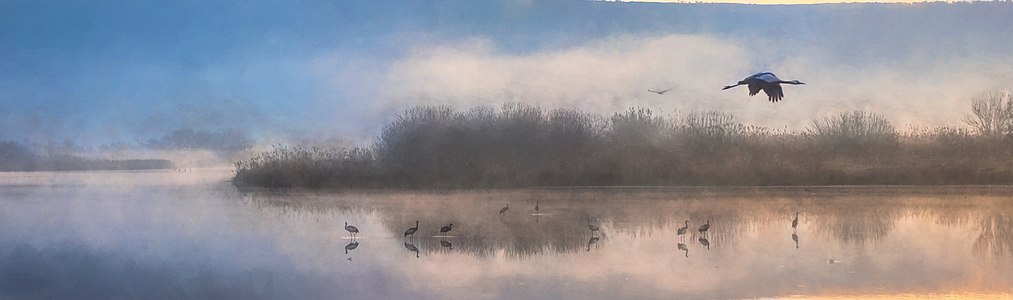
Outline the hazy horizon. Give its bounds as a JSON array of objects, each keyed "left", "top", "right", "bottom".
[{"left": 3, "top": 0, "right": 1012, "bottom": 147}]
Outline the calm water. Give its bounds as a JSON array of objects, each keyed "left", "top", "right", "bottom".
[{"left": 2, "top": 170, "right": 1013, "bottom": 299}]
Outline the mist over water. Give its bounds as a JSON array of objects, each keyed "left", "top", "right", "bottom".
[{"left": 2, "top": 171, "right": 1013, "bottom": 299}]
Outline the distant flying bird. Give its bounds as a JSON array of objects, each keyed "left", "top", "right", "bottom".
[
  {"left": 404, "top": 220, "right": 419, "bottom": 238},
  {"left": 344, "top": 222, "right": 359, "bottom": 237},
  {"left": 648, "top": 88, "right": 672, "bottom": 95},
  {"left": 500, "top": 204, "right": 509, "bottom": 215},
  {"left": 722, "top": 72, "right": 804, "bottom": 102}
]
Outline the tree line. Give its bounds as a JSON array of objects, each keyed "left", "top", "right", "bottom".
[{"left": 234, "top": 92, "right": 1013, "bottom": 188}]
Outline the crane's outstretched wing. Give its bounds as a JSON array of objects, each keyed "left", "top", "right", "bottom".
[
  {"left": 762, "top": 83, "right": 784, "bottom": 102},
  {"left": 747, "top": 82, "right": 762, "bottom": 96}
]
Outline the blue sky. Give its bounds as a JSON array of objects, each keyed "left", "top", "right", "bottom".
[{"left": 3, "top": 0, "right": 1013, "bottom": 145}]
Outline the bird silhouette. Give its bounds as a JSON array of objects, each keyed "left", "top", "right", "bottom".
[
  {"left": 500, "top": 204, "right": 509, "bottom": 215},
  {"left": 404, "top": 220, "right": 419, "bottom": 238},
  {"left": 677, "top": 220, "right": 689, "bottom": 239},
  {"left": 344, "top": 240, "right": 359, "bottom": 254},
  {"left": 440, "top": 223, "right": 454, "bottom": 236},
  {"left": 722, "top": 72, "right": 804, "bottom": 102},
  {"left": 344, "top": 222, "right": 359, "bottom": 237},
  {"left": 792, "top": 232, "right": 799, "bottom": 249},
  {"left": 677, "top": 242, "right": 689, "bottom": 257},
  {"left": 791, "top": 212, "right": 800, "bottom": 232},
  {"left": 586, "top": 236, "right": 600, "bottom": 251},
  {"left": 699, "top": 236, "right": 710, "bottom": 250},
  {"left": 404, "top": 241, "right": 420, "bottom": 258},
  {"left": 534, "top": 200, "right": 539, "bottom": 213},
  {"left": 587, "top": 217, "right": 600, "bottom": 236},
  {"left": 440, "top": 239, "right": 453, "bottom": 250},
  {"left": 648, "top": 88, "right": 673, "bottom": 95},
  {"left": 698, "top": 219, "right": 710, "bottom": 236}
]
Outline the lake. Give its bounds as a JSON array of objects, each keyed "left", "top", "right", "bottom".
[{"left": 2, "top": 170, "right": 1012, "bottom": 299}]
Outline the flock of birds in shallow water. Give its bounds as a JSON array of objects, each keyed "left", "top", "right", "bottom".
[{"left": 341, "top": 201, "right": 805, "bottom": 259}]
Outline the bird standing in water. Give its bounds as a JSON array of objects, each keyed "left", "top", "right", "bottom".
[
  {"left": 440, "top": 223, "right": 454, "bottom": 236},
  {"left": 344, "top": 222, "right": 359, "bottom": 237},
  {"left": 791, "top": 212, "right": 800, "bottom": 232},
  {"left": 698, "top": 219, "right": 710, "bottom": 236},
  {"left": 404, "top": 220, "right": 419, "bottom": 238},
  {"left": 500, "top": 204, "right": 509, "bottom": 215},
  {"left": 677, "top": 220, "right": 689, "bottom": 239}
]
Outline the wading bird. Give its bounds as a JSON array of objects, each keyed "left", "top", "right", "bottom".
[
  {"left": 587, "top": 217, "right": 600, "bottom": 236},
  {"left": 648, "top": 88, "right": 672, "bottom": 95},
  {"left": 677, "top": 220, "right": 689, "bottom": 238},
  {"left": 404, "top": 220, "right": 419, "bottom": 238},
  {"left": 722, "top": 72, "right": 804, "bottom": 102},
  {"left": 698, "top": 219, "right": 710, "bottom": 236},
  {"left": 791, "top": 212, "right": 800, "bottom": 232},
  {"left": 440, "top": 223, "right": 454, "bottom": 236},
  {"left": 500, "top": 204, "right": 509, "bottom": 215},
  {"left": 344, "top": 222, "right": 359, "bottom": 237}
]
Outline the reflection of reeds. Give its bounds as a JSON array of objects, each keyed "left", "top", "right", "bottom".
[
  {"left": 238, "top": 187, "right": 1013, "bottom": 258},
  {"left": 974, "top": 215, "right": 1013, "bottom": 258},
  {"left": 234, "top": 104, "right": 1013, "bottom": 188}
]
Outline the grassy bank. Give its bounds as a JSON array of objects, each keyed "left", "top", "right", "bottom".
[{"left": 234, "top": 94, "right": 1013, "bottom": 188}]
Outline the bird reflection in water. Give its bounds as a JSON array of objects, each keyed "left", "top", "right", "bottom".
[
  {"left": 586, "top": 235, "right": 600, "bottom": 252},
  {"left": 345, "top": 239, "right": 359, "bottom": 255},
  {"left": 792, "top": 232, "right": 799, "bottom": 249},
  {"left": 698, "top": 236, "right": 710, "bottom": 250},
  {"left": 404, "top": 241, "right": 420, "bottom": 258},
  {"left": 440, "top": 239, "right": 453, "bottom": 251},
  {"left": 587, "top": 217, "right": 600, "bottom": 236},
  {"left": 678, "top": 242, "right": 689, "bottom": 257}
]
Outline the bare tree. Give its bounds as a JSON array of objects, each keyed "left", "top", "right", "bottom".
[{"left": 963, "top": 91, "right": 1013, "bottom": 137}]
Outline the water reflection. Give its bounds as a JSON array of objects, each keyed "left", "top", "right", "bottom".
[
  {"left": 698, "top": 236, "right": 710, "bottom": 250},
  {"left": 344, "top": 239, "right": 359, "bottom": 254},
  {"left": 5, "top": 173, "right": 1013, "bottom": 299},
  {"left": 586, "top": 236, "right": 600, "bottom": 252}
]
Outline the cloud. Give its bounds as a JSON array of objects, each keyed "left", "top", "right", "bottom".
[{"left": 367, "top": 33, "right": 1013, "bottom": 130}]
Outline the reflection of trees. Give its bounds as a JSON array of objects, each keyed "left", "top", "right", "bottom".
[
  {"left": 974, "top": 214, "right": 1013, "bottom": 257},
  {"left": 807, "top": 197, "right": 902, "bottom": 245},
  {"left": 237, "top": 187, "right": 1013, "bottom": 258}
]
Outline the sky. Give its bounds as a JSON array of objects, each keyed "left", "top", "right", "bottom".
[{"left": 2, "top": 0, "right": 1013, "bottom": 146}]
